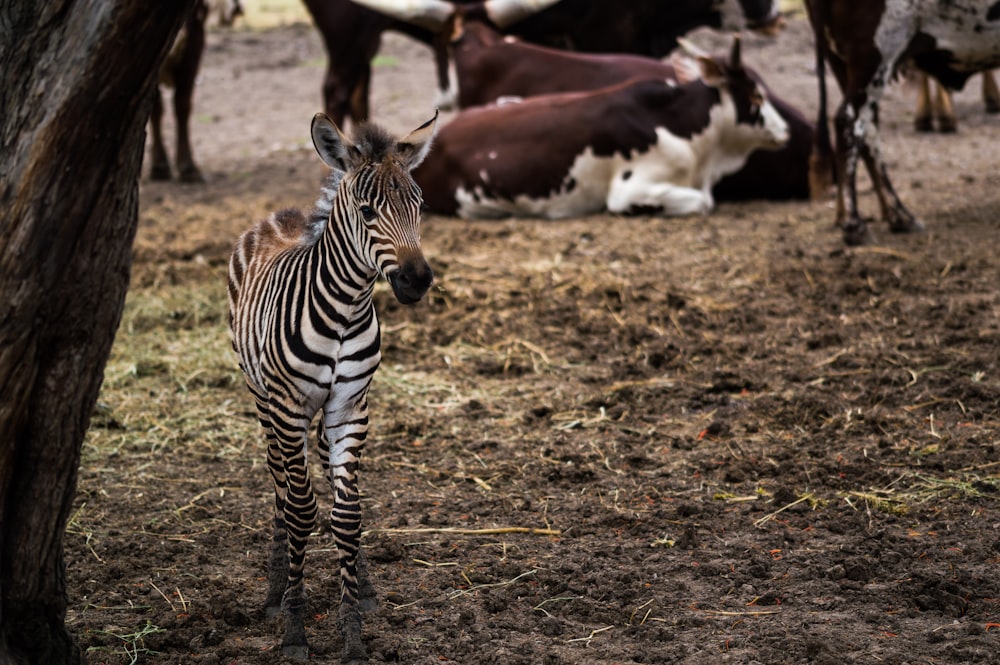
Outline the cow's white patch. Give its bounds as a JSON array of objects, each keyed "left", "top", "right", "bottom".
[
  {"left": 453, "top": 89, "right": 788, "bottom": 220},
  {"left": 877, "top": 0, "right": 1000, "bottom": 75}
]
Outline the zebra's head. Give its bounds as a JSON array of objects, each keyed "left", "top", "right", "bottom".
[{"left": 311, "top": 111, "right": 439, "bottom": 305}]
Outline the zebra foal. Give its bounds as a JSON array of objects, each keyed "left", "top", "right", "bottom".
[{"left": 228, "top": 111, "right": 438, "bottom": 662}]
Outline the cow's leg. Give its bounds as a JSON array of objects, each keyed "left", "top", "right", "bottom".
[
  {"left": 606, "top": 167, "right": 712, "bottom": 217},
  {"left": 848, "top": 94, "right": 922, "bottom": 238},
  {"left": 322, "top": 395, "right": 373, "bottom": 665},
  {"left": 349, "top": 68, "right": 372, "bottom": 126},
  {"left": 933, "top": 80, "right": 957, "bottom": 133},
  {"left": 431, "top": 34, "right": 456, "bottom": 111},
  {"left": 150, "top": 87, "right": 172, "bottom": 180},
  {"left": 173, "top": 12, "right": 206, "bottom": 183},
  {"left": 914, "top": 72, "right": 934, "bottom": 133},
  {"left": 983, "top": 70, "right": 1000, "bottom": 114},
  {"left": 833, "top": 101, "right": 871, "bottom": 244}
]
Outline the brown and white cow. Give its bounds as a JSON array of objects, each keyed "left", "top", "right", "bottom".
[
  {"left": 445, "top": 19, "right": 815, "bottom": 201},
  {"left": 414, "top": 39, "right": 790, "bottom": 219},
  {"left": 305, "top": 0, "right": 783, "bottom": 127},
  {"left": 805, "top": 0, "right": 1000, "bottom": 245}
]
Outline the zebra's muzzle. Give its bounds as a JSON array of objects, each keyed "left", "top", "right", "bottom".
[{"left": 388, "top": 256, "right": 434, "bottom": 305}]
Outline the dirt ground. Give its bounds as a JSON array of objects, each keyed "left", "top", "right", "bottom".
[{"left": 67, "top": 10, "right": 999, "bottom": 665}]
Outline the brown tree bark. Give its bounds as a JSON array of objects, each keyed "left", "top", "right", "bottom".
[{"left": 0, "top": 1, "right": 195, "bottom": 662}]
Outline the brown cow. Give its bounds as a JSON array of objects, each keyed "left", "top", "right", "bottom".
[
  {"left": 444, "top": 18, "right": 815, "bottom": 201},
  {"left": 150, "top": 0, "right": 242, "bottom": 183},
  {"left": 912, "top": 69, "right": 1000, "bottom": 133},
  {"left": 805, "top": 0, "right": 1000, "bottom": 245},
  {"left": 414, "top": 39, "right": 790, "bottom": 219}
]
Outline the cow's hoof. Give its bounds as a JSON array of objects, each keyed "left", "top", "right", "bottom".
[
  {"left": 913, "top": 116, "right": 934, "bottom": 133},
  {"left": 281, "top": 643, "right": 309, "bottom": 661},
  {"left": 178, "top": 167, "right": 205, "bottom": 184},
  {"left": 150, "top": 164, "right": 172, "bottom": 181},
  {"left": 359, "top": 593, "right": 377, "bottom": 614},
  {"left": 842, "top": 218, "right": 875, "bottom": 246},
  {"left": 888, "top": 211, "right": 924, "bottom": 235},
  {"left": 936, "top": 118, "right": 957, "bottom": 133}
]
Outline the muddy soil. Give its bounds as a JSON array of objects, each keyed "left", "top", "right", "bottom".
[{"left": 68, "top": 12, "right": 999, "bottom": 665}]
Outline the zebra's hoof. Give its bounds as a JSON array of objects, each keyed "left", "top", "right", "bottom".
[{"left": 282, "top": 643, "right": 310, "bottom": 661}]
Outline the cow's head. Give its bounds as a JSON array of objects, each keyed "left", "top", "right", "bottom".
[
  {"left": 696, "top": 37, "right": 789, "bottom": 151},
  {"left": 719, "top": 0, "right": 784, "bottom": 36}
]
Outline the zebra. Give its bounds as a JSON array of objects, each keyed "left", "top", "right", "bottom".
[{"left": 227, "top": 110, "right": 438, "bottom": 662}]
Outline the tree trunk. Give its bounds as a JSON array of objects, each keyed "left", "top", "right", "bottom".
[{"left": 0, "top": 1, "right": 195, "bottom": 662}]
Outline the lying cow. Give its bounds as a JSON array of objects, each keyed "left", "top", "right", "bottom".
[
  {"left": 414, "top": 38, "right": 790, "bottom": 218},
  {"left": 446, "top": 18, "right": 815, "bottom": 201}
]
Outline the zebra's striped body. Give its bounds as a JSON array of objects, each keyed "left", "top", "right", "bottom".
[{"left": 228, "top": 112, "right": 437, "bottom": 662}]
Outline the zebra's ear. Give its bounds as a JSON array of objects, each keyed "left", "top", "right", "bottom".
[
  {"left": 396, "top": 109, "right": 439, "bottom": 171},
  {"left": 312, "top": 113, "right": 355, "bottom": 171}
]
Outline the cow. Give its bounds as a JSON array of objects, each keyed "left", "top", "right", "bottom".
[
  {"left": 413, "top": 38, "right": 790, "bottom": 219},
  {"left": 805, "top": 0, "right": 1000, "bottom": 245},
  {"left": 150, "top": 0, "right": 242, "bottom": 183},
  {"left": 912, "top": 69, "right": 1000, "bottom": 133},
  {"left": 303, "top": 0, "right": 784, "bottom": 127},
  {"left": 444, "top": 18, "right": 815, "bottom": 201}
]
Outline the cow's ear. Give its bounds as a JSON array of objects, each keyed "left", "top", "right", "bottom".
[
  {"left": 397, "top": 109, "right": 439, "bottom": 170},
  {"left": 697, "top": 57, "right": 726, "bottom": 87},
  {"left": 669, "top": 51, "right": 701, "bottom": 85},
  {"left": 311, "top": 113, "right": 357, "bottom": 172}
]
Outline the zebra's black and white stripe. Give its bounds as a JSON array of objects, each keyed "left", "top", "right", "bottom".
[{"left": 228, "top": 111, "right": 437, "bottom": 662}]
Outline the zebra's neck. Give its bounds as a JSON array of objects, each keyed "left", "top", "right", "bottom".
[{"left": 307, "top": 171, "right": 378, "bottom": 312}]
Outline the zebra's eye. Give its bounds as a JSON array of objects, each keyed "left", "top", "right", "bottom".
[{"left": 360, "top": 204, "right": 376, "bottom": 222}]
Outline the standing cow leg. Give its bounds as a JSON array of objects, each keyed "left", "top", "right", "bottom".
[
  {"left": 349, "top": 68, "right": 372, "bottom": 126},
  {"left": 173, "top": 10, "right": 206, "bottom": 183},
  {"left": 914, "top": 72, "right": 935, "bottom": 133},
  {"left": 833, "top": 101, "right": 870, "bottom": 244},
  {"left": 322, "top": 396, "right": 374, "bottom": 665},
  {"left": 150, "top": 88, "right": 172, "bottom": 180},
  {"left": 982, "top": 70, "right": 1000, "bottom": 113},
  {"left": 933, "top": 80, "right": 957, "bottom": 133}
]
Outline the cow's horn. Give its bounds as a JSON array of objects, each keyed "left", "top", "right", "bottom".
[
  {"left": 675, "top": 37, "right": 709, "bottom": 59},
  {"left": 482, "top": 0, "right": 563, "bottom": 28},
  {"left": 348, "top": 0, "right": 454, "bottom": 31},
  {"left": 729, "top": 34, "right": 742, "bottom": 69}
]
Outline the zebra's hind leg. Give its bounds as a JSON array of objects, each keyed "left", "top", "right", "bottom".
[
  {"left": 357, "top": 548, "right": 377, "bottom": 614},
  {"left": 264, "top": 514, "right": 289, "bottom": 618},
  {"left": 257, "top": 405, "right": 290, "bottom": 618}
]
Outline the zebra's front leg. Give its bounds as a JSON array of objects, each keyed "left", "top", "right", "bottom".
[
  {"left": 270, "top": 411, "right": 319, "bottom": 660},
  {"left": 323, "top": 399, "right": 372, "bottom": 664},
  {"left": 319, "top": 425, "right": 377, "bottom": 616}
]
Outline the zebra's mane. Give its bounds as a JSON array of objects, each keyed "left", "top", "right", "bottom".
[
  {"left": 350, "top": 122, "right": 398, "bottom": 163},
  {"left": 307, "top": 122, "right": 400, "bottom": 242},
  {"left": 307, "top": 168, "right": 345, "bottom": 241}
]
